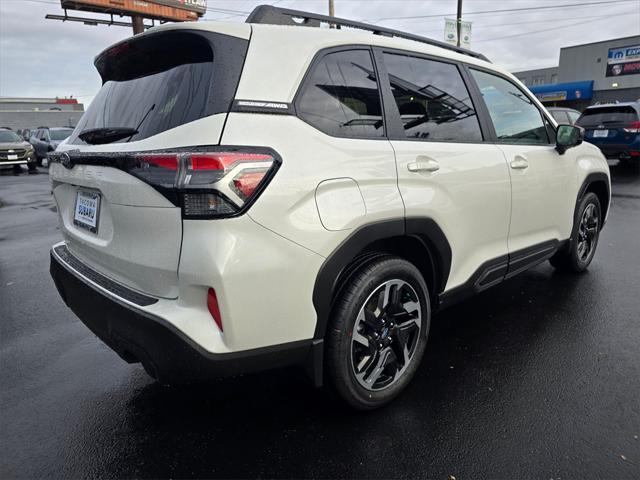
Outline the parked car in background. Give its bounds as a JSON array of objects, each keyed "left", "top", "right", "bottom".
[
  {"left": 548, "top": 107, "right": 581, "bottom": 125},
  {"left": 577, "top": 102, "right": 640, "bottom": 166},
  {"left": 0, "top": 128, "right": 37, "bottom": 173},
  {"left": 21, "top": 128, "right": 34, "bottom": 141},
  {"left": 30, "top": 127, "right": 73, "bottom": 165}
]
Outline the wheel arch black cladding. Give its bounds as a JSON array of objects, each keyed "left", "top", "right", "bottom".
[
  {"left": 583, "top": 177, "right": 610, "bottom": 225},
  {"left": 312, "top": 218, "right": 452, "bottom": 341},
  {"left": 575, "top": 173, "right": 610, "bottom": 234}
]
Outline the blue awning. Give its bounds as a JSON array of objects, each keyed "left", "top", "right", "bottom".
[{"left": 528, "top": 80, "right": 594, "bottom": 102}]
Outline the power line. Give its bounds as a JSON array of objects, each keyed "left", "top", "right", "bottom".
[
  {"left": 366, "top": 0, "right": 638, "bottom": 22},
  {"left": 475, "top": 12, "right": 633, "bottom": 42}
]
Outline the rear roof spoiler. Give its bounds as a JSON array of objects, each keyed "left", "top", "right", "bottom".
[{"left": 245, "top": 4, "right": 490, "bottom": 63}]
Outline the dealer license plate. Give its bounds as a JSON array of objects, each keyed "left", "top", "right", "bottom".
[
  {"left": 593, "top": 130, "right": 609, "bottom": 138},
  {"left": 73, "top": 190, "right": 101, "bottom": 233}
]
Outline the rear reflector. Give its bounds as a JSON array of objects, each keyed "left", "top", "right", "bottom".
[
  {"left": 126, "top": 148, "right": 280, "bottom": 219},
  {"left": 207, "top": 288, "right": 223, "bottom": 332}
]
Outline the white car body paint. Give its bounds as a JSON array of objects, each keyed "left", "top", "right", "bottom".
[{"left": 48, "top": 18, "right": 610, "bottom": 365}]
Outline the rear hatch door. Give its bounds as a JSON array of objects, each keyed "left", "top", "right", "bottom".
[
  {"left": 578, "top": 105, "right": 640, "bottom": 145},
  {"left": 50, "top": 24, "right": 250, "bottom": 299}
]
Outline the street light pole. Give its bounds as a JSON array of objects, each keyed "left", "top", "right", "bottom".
[{"left": 456, "top": 0, "right": 463, "bottom": 47}]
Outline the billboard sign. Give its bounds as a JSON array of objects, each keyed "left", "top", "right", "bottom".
[
  {"left": 606, "top": 45, "right": 640, "bottom": 77},
  {"left": 60, "top": 0, "right": 207, "bottom": 22},
  {"left": 444, "top": 18, "right": 472, "bottom": 49}
]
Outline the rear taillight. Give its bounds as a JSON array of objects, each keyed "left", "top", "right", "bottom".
[
  {"left": 128, "top": 149, "right": 279, "bottom": 219},
  {"left": 623, "top": 121, "right": 640, "bottom": 133}
]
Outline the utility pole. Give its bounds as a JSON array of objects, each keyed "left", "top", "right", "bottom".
[
  {"left": 132, "top": 15, "right": 144, "bottom": 35},
  {"left": 328, "top": 0, "right": 335, "bottom": 28},
  {"left": 456, "top": 0, "right": 463, "bottom": 47}
]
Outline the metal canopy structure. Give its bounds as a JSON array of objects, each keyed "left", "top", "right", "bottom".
[{"left": 245, "top": 5, "right": 490, "bottom": 63}]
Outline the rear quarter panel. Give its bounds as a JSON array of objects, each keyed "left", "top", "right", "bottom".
[{"left": 221, "top": 113, "right": 404, "bottom": 257}]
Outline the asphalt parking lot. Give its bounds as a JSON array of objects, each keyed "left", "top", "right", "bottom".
[{"left": 1, "top": 164, "right": 639, "bottom": 479}]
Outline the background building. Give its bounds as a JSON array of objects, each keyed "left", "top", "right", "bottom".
[
  {"left": 0, "top": 97, "right": 84, "bottom": 131},
  {"left": 513, "top": 35, "right": 640, "bottom": 111}
]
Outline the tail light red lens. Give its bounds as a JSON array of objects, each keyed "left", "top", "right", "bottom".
[
  {"left": 232, "top": 169, "right": 270, "bottom": 200},
  {"left": 207, "top": 288, "right": 223, "bottom": 332},
  {"left": 138, "top": 154, "right": 179, "bottom": 170},
  {"left": 623, "top": 121, "right": 640, "bottom": 133},
  {"left": 127, "top": 148, "right": 280, "bottom": 219}
]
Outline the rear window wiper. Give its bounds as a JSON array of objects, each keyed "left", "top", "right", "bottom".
[
  {"left": 78, "top": 104, "right": 155, "bottom": 145},
  {"left": 78, "top": 127, "right": 138, "bottom": 145}
]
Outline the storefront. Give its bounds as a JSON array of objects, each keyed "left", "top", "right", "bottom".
[
  {"left": 528, "top": 81, "right": 594, "bottom": 111},
  {"left": 514, "top": 36, "right": 640, "bottom": 112}
]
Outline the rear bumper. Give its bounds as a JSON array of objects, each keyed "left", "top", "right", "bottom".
[
  {"left": 50, "top": 247, "right": 317, "bottom": 383},
  {"left": 592, "top": 143, "right": 640, "bottom": 159}
]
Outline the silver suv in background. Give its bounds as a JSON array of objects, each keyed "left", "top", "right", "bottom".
[
  {"left": 548, "top": 107, "right": 582, "bottom": 125},
  {"left": 30, "top": 127, "right": 73, "bottom": 165}
]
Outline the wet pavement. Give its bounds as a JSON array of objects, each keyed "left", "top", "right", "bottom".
[{"left": 1, "top": 163, "right": 639, "bottom": 479}]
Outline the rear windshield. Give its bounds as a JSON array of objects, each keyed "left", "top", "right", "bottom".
[
  {"left": 50, "top": 129, "right": 73, "bottom": 141},
  {"left": 69, "top": 31, "right": 219, "bottom": 145},
  {"left": 577, "top": 106, "right": 639, "bottom": 127}
]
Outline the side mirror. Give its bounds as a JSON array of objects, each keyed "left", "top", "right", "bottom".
[{"left": 556, "top": 124, "right": 584, "bottom": 154}]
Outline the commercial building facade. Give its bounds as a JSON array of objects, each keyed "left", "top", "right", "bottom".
[
  {"left": 0, "top": 97, "right": 84, "bottom": 132},
  {"left": 513, "top": 36, "right": 640, "bottom": 111}
]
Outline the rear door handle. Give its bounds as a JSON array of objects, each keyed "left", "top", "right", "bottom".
[
  {"left": 510, "top": 157, "right": 529, "bottom": 170},
  {"left": 407, "top": 159, "right": 440, "bottom": 173}
]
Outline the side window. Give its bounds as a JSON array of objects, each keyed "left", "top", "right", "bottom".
[
  {"left": 550, "top": 110, "right": 570, "bottom": 124},
  {"left": 567, "top": 111, "right": 581, "bottom": 124},
  {"left": 470, "top": 69, "right": 551, "bottom": 145},
  {"left": 383, "top": 53, "right": 482, "bottom": 142},
  {"left": 297, "top": 49, "right": 384, "bottom": 138}
]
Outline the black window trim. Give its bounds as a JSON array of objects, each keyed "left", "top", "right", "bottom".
[
  {"left": 374, "top": 46, "right": 490, "bottom": 144},
  {"left": 465, "top": 64, "right": 557, "bottom": 147},
  {"left": 292, "top": 45, "right": 389, "bottom": 141},
  {"left": 291, "top": 44, "right": 558, "bottom": 147}
]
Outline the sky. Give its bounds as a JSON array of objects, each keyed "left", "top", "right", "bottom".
[{"left": 0, "top": 0, "right": 639, "bottom": 107}]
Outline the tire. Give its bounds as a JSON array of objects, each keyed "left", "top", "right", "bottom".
[
  {"left": 326, "top": 255, "right": 430, "bottom": 410},
  {"left": 550, "top": 192, "right": 601, "bottom": 273},
  {"left": 28, "top": 162, "right": 37, "bottom": 173}
]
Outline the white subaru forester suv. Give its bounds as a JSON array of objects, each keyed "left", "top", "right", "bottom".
[{"left": 49, "top": 6, "right": 610, "bottom": 409}]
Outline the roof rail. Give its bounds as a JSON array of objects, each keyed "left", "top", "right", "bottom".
[{"left": 245, "top": 5, "right": 490, "bottom": 63}]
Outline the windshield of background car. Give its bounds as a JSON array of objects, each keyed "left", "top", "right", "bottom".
[
  {"left": 577, "top": 106, "right": 639, "bottom": 127},
  {"left": 68, "top": 31, "right": 215, "bottom": 145},
  {"left": 0, "top": 131, "right": 22, "bottom": 142},
  {"left": 50, "top": 129, "right": 73, "bottom": 141}
]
